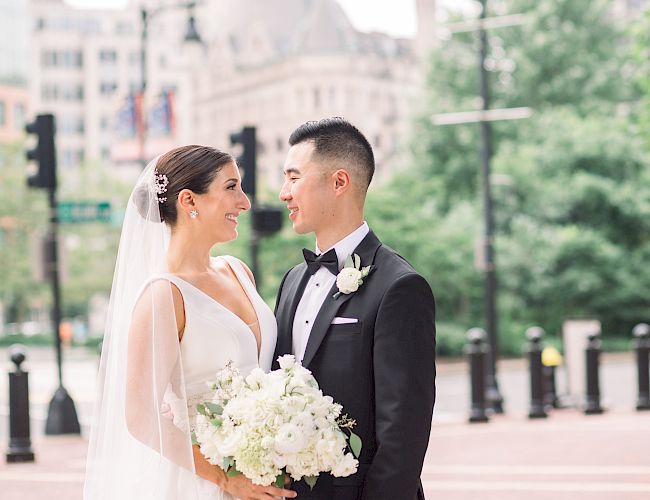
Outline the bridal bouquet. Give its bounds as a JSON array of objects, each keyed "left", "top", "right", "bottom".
[{"left": 193, "top": 355, "right": 362, "bottom": 488}]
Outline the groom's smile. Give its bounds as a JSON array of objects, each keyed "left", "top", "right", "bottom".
[{"left": 280, "top": 141, "right": 334, "bottom": 235}]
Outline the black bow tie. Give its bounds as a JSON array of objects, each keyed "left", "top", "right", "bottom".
[{"left": 302, "top": 248, "right": 339, "bottom": 276}]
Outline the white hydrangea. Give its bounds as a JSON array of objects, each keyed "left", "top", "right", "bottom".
[{"left": 194, "top": 355, "right": 361, "bottom": 488}]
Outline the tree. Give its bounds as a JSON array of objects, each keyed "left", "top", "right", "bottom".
[{"left": 382, "top": 0, "right": 649, "bottom": 351}]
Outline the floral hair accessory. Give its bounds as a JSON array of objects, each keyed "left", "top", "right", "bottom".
[{"left": 154, "top": 169, "right": 169, "bottom": 203}]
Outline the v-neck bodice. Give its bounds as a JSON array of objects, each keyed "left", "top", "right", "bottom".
[{"left": 156, "top": 255, "right": 277, "bottom": 435}]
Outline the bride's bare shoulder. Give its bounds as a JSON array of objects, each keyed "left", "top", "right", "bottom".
[{"left": 131, "top": 278, "right": 186, "bottom": 339}]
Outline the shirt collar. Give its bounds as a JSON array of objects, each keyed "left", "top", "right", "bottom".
[{"left": 316, "top": 222, "right": 370, "bottom": 270}]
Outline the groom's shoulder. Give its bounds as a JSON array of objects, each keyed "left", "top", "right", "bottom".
[
  {"left": 284, "top": 261, "right": 307, "bottom": 281},
  {"left": 375, "top": 242, "right": 419, "bottom": 279}
]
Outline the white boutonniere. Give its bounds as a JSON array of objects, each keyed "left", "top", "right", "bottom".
[{"left": 333, "top": 254, "right": 372, "bottom": 299}]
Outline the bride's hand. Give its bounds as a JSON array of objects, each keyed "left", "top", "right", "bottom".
[{"left": 224, "top": 473, "right": 297, "bottom": 499}]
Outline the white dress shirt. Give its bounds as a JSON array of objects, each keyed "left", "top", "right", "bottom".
[{"left": 292, "top": 222, "right": 370, "bottom": 362}]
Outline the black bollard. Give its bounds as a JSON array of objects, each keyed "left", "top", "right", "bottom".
[
  {"left": 466, "top": 328, "right": 489, "bottom": 423},
  {"left": 6, "top": 345, "right": 35, "bottom": 463},
  {"left": 584, "top": 333, "right": 604, "bottom": 415},
  {"left": 542, "top": 365, "right": 559, "bottom": 408},
  {"left": 541, "top": 345, "right": 563, "bottom": 409},
  {"left": 632, "top": 323, "right": 650, "bottom": 411},
  {"left": 526, "top": 327, "right": 548, "bottom": 419}
]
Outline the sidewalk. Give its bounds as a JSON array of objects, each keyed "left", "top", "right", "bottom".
[
  {"left": 1, "top": 409, "right": 649, "bottom": 499},
  {"left": 1, "top": 347, "right": 648, "bottom": 499}
]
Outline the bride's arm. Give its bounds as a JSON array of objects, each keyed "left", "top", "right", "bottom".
[
  {"left": 125, "top": 280, "right": 190, "bottom": 467},
  {"left": 192, "top": 445, "right": 297, "bottom": 498}
]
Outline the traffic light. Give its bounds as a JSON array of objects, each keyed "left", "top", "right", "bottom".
[
  {"left": 25, "top": 114, "right": 57, "bottom": 190},
  {"left": 252, "top": 204, "right": 283, "bottom": 235},
  {"left": 230, "top": 126, "right": 256, "bottom": 200}
]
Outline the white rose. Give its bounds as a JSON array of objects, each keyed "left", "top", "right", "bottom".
[
  {"left": 336, "top": 268, "right": 362, "bottom": 294},
  {"left": 278, "top": 354, "right": 297, "bottom": 370},
  {"left": 331, "top": 452, "right": 359, "bottom": 477},
  {"left": 275, "top": 423, "right": 306, "bottom": 455}
]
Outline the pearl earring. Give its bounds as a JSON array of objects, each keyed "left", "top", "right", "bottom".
[{"left": 190, "top": 210, "right": 198, "bottom": 219}]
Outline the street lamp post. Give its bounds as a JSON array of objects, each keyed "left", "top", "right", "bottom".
[
  {"left": 431, "top": 1, "right": 531, "bottom": 414},
  {"left": 477, "top": 0, "right": 504, "bottom": 414},
  {"left": 139, "top": 1, "right": 202, "bottom": 168}
]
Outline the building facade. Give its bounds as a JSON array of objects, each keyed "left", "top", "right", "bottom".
[
  {"left": 193, "top": 0, "right": 425, "bottom": 189},
  {"left": 29, "top": 0, "right": 429, "bottom": 186},
  {"left": 0, "top": 84, "right": 29, "bottom": 144}
]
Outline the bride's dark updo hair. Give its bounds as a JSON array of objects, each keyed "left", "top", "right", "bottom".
[{"left": 135, "top": 145, "right": 235, "bottom": 225}]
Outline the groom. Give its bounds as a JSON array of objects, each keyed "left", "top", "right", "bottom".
[{"left": 273, "top": 117, "right": 436, "bottom": 500}]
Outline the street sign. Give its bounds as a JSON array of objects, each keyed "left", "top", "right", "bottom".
[{"left": 58, "top": 201, "right": 111, "bottom": 224}]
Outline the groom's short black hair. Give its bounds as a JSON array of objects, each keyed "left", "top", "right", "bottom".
[{"left": 288, "top": 117, "right": 375, "bottom": 191}]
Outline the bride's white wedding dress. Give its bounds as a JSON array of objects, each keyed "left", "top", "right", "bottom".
[{"left": 161, "top": 255, "right": 277, "bottom": 499}]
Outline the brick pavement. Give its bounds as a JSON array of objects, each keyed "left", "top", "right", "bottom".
[{"left": 1, "top": 409, "right": 649, "bottom": 500}]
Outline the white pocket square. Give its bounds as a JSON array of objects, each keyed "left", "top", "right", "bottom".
[{"left": 331, "top": 317, "right": 359, "bottom": 324}]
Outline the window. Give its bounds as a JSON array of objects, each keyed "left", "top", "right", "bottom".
[
  {"left": 100, "top": 115, "right": 109, "bottom": 131},
  {"left": 61, "top": 149, "right": 84, "bottom": 168},
  {"left": 99, "top": 49, "right": 117, "bottom": 64},
  {"left": 41, "top": 84, "right": 57, "bottom": 101},
  {"left": 100, "top": 81, "right": 118, "bottom": 97},
  {"left": 13, "top": 104, "right": 25, "bottom": 130},
  {"left": 129, "top": 51, "right": 140, "bottom": 65},
  {"left": 0, "top": 101, "right": 6, "bottom": 127},
  {"left": 41, "top": 50, "right": 82, "bottom": 68},
  {"left": 59, "top": 116, "right": 84, "bottom": 134}
]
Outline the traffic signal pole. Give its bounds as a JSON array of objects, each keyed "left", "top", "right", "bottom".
[
  {"left": 25, "top": 114, "right": 80, "bottom": 435},
  {"left": 230, "top": 126, "right": 260, "bottom": 284}
]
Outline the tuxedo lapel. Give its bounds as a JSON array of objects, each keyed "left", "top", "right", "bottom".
[
  {"left": 301, "top": 231, "right": 383, "bottom": 368},
  {"left": 277, "top": 264, "right": 311, "bottom": 354}
]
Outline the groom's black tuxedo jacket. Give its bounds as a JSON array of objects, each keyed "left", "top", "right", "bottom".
[{"left": 273, "top": 231, "right": 436, "bottom": 500}]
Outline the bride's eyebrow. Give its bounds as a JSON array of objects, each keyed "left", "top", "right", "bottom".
[{"left": 223, "top": 177, "right": 239, "bottom": 183}]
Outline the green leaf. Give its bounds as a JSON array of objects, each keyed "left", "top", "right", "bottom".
[
  {"left": 275, "top": 471, "right": 285, "bottom": 488},
  {"left": 223, "top": 456, "right": 234, "bottom": 470},
  {"left": 227, "top": 467, "right": 241, "bottom": 478},
  {"left": 304, "top": 475, "right": 318, "bottom": 490},
  {"left": 344, "top": 255, "right": 354, "bottom": 268},
  {"left": 191, "top": 431, "right": 198, "bottom": 446},
  {"left": 348, "top": 430, "right": 362, "bottom": 458},
  {"left": 205, "top": 402, "right": 223, "bottom": 415},
  {"left": 209, "top": 418, "right": 223, "bottom": 427},
  {"left": 353, "top": 254, "right": 361, "bottom": 269},
  {"left": 196, "top": 403, "right": 207, "bottom": 416}
]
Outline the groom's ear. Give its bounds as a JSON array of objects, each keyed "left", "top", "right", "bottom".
[{"left": 332, "top": 169, "right": 351, "bottom": 196}]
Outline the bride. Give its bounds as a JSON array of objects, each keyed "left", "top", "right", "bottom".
[{"left": 84, "top": 146, "right": 297, "bottom": 500}]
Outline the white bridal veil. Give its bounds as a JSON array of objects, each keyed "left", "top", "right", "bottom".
[{"left": 84, "top": 158, "right": 201, "bottom": 500}]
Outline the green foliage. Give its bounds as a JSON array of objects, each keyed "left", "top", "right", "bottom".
[
  {"left": 0, "top": 142, "right": 50, "bottom": 322},
  {"left": 391, "top": 0, "right": 650, "bottom": 355},
  {"left": 633, "top": 9, "right": 650, "bottom": 146},
  {"left": 0, "top": 333, "right": 53, "bottom": 347}
]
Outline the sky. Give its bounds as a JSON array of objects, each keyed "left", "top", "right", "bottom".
[{"left": 63, "top": 0, "right": 421, "bottom": 38}]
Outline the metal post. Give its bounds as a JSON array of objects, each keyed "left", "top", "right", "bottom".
[
  {"left": 542, "top": 365, "right": 559, "bottom": 408},
  {"left": 6, "top": 346, "right": 35, "bottom": 463},
  {"left": 632, "top": 323, "right": 650, "bottom": 411},
  {"left": 45, "top": 174, "right": 80, "bottom": 435},
  {"left": 139, "top": 7, "right": 148, "bottom": 169},
  {"left": 526, "top": 327, "right": 547, "bottom": 419},
  {"left": 478, "top": 0, "right": 504, "bottom": 413},
  {"left": 584, "top": 333, "right": 604, "bottom": 415},
  {"left": 466, "top": 328, "right": 490, "bottom": 423}
]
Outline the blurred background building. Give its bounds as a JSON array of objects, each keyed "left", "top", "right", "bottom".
[
  {"left": 21, "top": 0, "right": 650, "bottom": 182},
  {"left": 0, "top": 0, "right": 30, "bottom": 145},
  {"left": 26, "top": 0, "right": 438, "bottom": 186}
]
